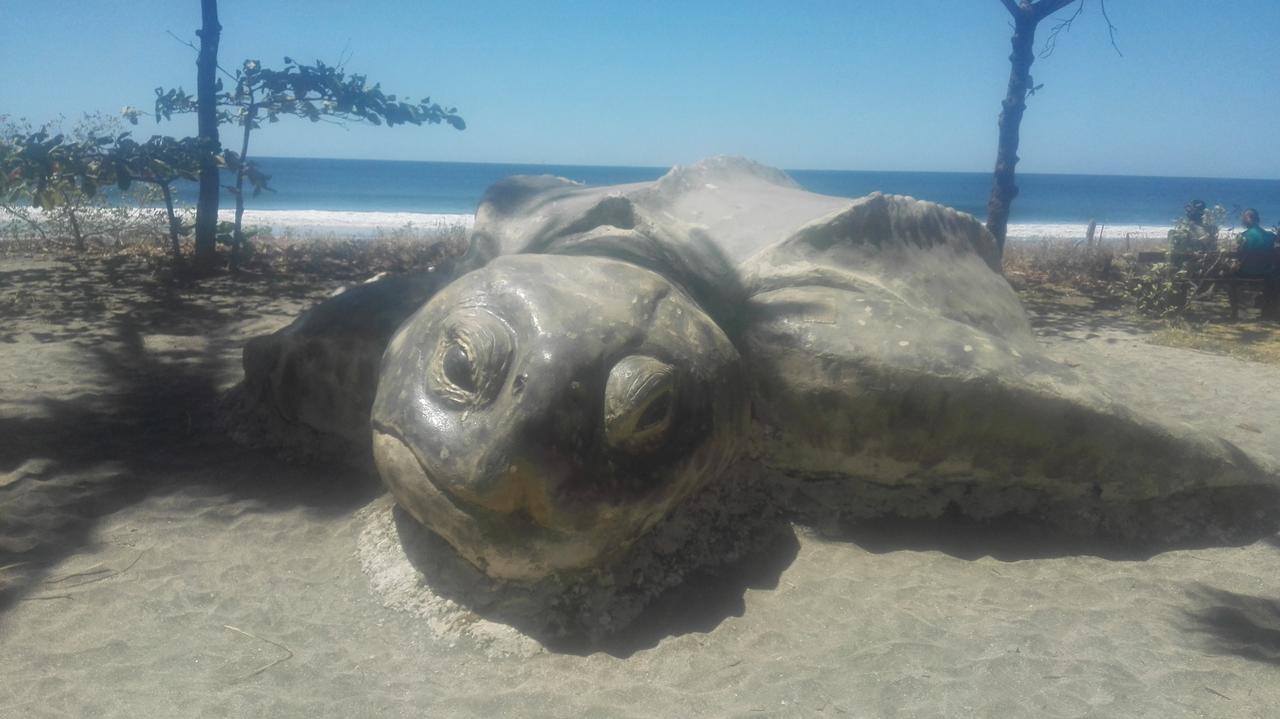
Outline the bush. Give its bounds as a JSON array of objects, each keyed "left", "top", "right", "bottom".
[
  {"left": 1129, "top": 262, "right": 1188, "bottom": 318},
  {"left": 1003, "top": 238, "right": 1137, "bottom": 296},
  {"left": 0, "top": 114, "right": 175, "bottom": 252}
]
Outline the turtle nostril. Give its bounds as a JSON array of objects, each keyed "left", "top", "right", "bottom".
[{"left": 604, "top": 355, "right": 678, "bottom": 453}]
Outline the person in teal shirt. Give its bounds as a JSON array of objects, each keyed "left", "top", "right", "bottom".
[{"left": 1236, "top": 209, "right": 1279, "bottom": 320}]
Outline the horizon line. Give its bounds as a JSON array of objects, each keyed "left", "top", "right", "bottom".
[{"left": 246, "top": 154, "right": 1280, "bottom": 184}]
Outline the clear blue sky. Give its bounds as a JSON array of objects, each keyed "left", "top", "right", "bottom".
[{"left": 3, "top": 1, "right": 1278, "bottom": 178}]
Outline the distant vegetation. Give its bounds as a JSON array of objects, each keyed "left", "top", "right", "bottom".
[
  {"left": 0, "top": 114, "right": 189, "bottom": 255},
  {"left": 138, "top": 56, "right": 464, "bottom": 269},
  {"left": 0, "top": 0, "right": 463, "bottom": 273}
]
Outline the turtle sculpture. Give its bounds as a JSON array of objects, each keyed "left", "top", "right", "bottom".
[{"left": 244, "top": 157, "right": 1280, "bottom": 585}]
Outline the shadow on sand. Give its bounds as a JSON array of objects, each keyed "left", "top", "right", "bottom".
[
  {"left": 378, "top": 483, "right": 1280, "bottom": 658},
  {"left": 0, "top": 259, "right": 378, "bottom": 613},
  {"left": 1018, "top": 286, "right": 1155, "bottom": 341},
  {"left": 829, "top": 513, "right": 1163, "bottom": 562},
  {"left": 1185, "top": 585, "right": 1280, "bottom": 666},
  {"left": 597, "top": 528, "right": 799, "bottom": 656},
  {"left": 389, "top": 497, "right": 801, "bottom": 659}
]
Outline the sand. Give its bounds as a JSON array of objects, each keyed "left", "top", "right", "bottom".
[{"left": 3, "top": 253, "right": 1280, "bottom": 718}]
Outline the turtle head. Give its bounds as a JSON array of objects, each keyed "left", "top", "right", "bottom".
[{"left": 371, "top": 254, "right": 748, "bottom": 581}]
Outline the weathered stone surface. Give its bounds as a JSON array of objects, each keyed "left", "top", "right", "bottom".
[
  {"left": 738, "top": 194, "right": 1273, "bottom": 538},
  {"left": 245, "top": 157, "right": 1280, "bottom": 587},
  {"left": 242, "top": 270, "right": 454, "bottom": 445},
  {"left": 372, "top": 256, "right": 748, "bottom": 580}
]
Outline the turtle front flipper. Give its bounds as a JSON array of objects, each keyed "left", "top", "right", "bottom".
[
  {"left": 242, "top": 268, "right": 461, "bottom": 449},
  {"left": 740, "top": 193, "right": 1280, "bottom": 542}
]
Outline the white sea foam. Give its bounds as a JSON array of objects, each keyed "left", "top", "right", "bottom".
[
  {"left": 1005, "top": 222, "right": 1172, "bottom": 243},
  {"left": 221, "top": 209, "right": 474, "bottom": 237},
  {"left": 225, "top": 210, "right": 1172, "bottom": 244},
  {"left": 1, "top": 204, "right": 1171, "bottom": 244}
]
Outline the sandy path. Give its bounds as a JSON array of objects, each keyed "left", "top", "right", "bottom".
[
  {"left": 3, "top": 255, "right": 1279, "bottom": 718},
  {"left": 5, "top": 478, "right": 1280, "bottom": 718}
]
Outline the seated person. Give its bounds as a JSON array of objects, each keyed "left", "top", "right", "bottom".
[
  {"left": 1236, "top": 208, "right": 1279, "bottom": 320},
  {"left": 1168, "top": 199, "right": 1219, "bottom": 255}
]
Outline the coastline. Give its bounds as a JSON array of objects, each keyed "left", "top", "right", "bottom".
[
  {"left": 220, "top": 209, "right": 475, "bottom": 238},
  {"left": 217, "top": 209, "right": 1173, "bottom": 243}
]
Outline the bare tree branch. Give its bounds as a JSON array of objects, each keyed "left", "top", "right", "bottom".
[
  {"left": 999, "top": 0, "right": 1022, "bottom": 17},
  {"left": 337, "top": 38, "right": 354, "bottom": 71},
  {"left": 166, "top": 30, "right": 237, "bottom": 82},
  {"left": 1099, "top": 0, "right": 1124, "bottom": 56},
  {"left": 1037, "top": 1, "right": 1124, "bottom": 58},
  {"left": 1032, "top": 0, "right": 1079, "bottom": 21},
  {"left": 165, "top": 29, "right": 197, "bottom": 53},
  {"left": 1039, "top": 1, "right": 1084, "bottom": 58}
]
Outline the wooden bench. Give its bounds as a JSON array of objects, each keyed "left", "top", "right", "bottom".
[{"left": 1134, "top": 250, "right": 1276, "bottom": 319}]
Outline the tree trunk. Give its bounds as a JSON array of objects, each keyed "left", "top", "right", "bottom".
[
  {"left": 230, "top": 102, "right": 255, "bottom": 273},
  {"left": 194, "top": 0, "right": 222, "bottom": 268},
  {"left": 65, "top": 207, "right": 86, "bottom": 252},
  {"left": 59, "top": 189, "right": 86, "bottom": 252},
  {"left": 986, "top": 0, "right": 1079, "bottom": 262},
  {"left": 986, "top": 12, "right": 1038, "bottom": 260},
  {"left": 231, "top": 180, "right": 246, "bottom": 273},
  {"left": 160, "top": 182, "right": 183, "bottom": 264}
]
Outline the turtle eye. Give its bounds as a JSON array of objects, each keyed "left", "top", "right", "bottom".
[
  {"left": 635, "top": 390, "right": 672, "bottom": 431},
  {"left": 604, "top": 355, "right": 679, "bottom": 453},
  {"left": 430, "top": 309, "right": 514, "bottom": 408},
  {"left": 442, "top": 344, "right": 476, "bottom": 393}
]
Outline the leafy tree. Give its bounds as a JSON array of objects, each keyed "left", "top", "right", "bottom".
[
  {"left": 144, "top": 57, "right": 465, "bottom": 269},
  {"left": 986, "top": 0, "right": 1120, "bottom": 259},
  {"left": 108, "top": 135, "right": 208, "bottom": 262},
  {"left": 1, "top": 132, "right": 92, "bottom": 250},
  {"left": 2, "top": 117, "right": 206, "bottom": 260},
  {"left": 1, "top": 120, "right": 127, "bottom": 251}
]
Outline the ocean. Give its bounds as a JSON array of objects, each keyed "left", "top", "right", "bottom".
[{"left": 172, "top": 157, "right": 1280, "bottom": 240}]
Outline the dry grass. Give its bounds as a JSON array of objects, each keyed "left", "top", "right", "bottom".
[
  {"left": 1004, "top": 238, "right": 1280, "bottom": 366},
  {"left": 1003, "top": 238, "right": 1162, "bottom": 295},
  {"left": 1, "top": 223, "right": 469, "bottom": 282},
  {"left": 1150, "top": 322, "right": 1280, "bottom": 365},
  {"left": 240, "top": 227, "right": 468, "bottom": 279}
]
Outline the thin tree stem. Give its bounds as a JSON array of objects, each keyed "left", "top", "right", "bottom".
[
  {"left": 160, "top": 181, "right": 183, "bottom": 264},
  {"left": 231, "top": 90, "right": 255, "bottom": 273},
  {"left": 59, "top": 189, "right": 86, "bottom": 251}
]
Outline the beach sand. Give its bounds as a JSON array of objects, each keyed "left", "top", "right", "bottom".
[{"left": 3, "top": 252, "right": 1279, "bottom": 718}]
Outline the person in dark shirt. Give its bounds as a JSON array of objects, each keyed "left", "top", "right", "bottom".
[
  {"left": 1169, "top": 199, "right": 1219, "bottom": 254},
  {"left": 1236, "top": 209, "right": 1279, "bottom": 320}
]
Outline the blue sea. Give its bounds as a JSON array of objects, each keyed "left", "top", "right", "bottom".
[{"left": 173, "top": 157, "right": 1280, "bottom": 238}]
